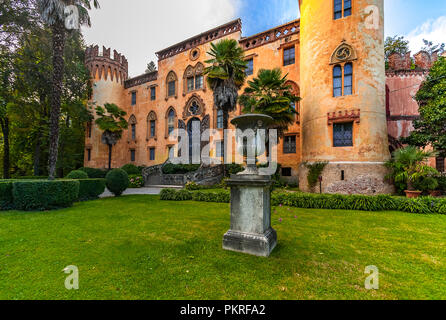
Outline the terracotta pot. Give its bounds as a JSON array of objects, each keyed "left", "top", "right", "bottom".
[
  {"left": 405, "top": 190, "right": 422, "bottom": 198},
  {"left": 429, "top": 190, "right": 442, "bottom": 197}
]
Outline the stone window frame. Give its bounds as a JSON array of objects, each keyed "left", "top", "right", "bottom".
[
  {"left": 165, "top": 71, "right": 178, "bottom": 100},
  {"left": 332, "top": 122, "right": 354, "bottom": 148},
  {"left": 128, "top": 114, "right": 137, "bottom": 142},
  {"left": 330, "top": 42, "right": 357, "bottom": 97},
  {"left": 283, "top": 134, "right": 297, "bottom": 154},
  {"left": 165, "top": 106, "right": 178, "bottom": 139},
  {"left": 283, "top": 45, "right": 296, "bottom": 66},
  {"left": 334, "top": 0, "right": 353, "bottom": 20},
  {"left": 146, "top": 111, "right": 157, "bottom": 141},
  {"left": 183, "top": 94, "right": 205, "bottom": 120},
  {"left": 182, "top": 62, "right": 205, "bottom": 96}
]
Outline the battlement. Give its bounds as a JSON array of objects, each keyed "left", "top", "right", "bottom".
[
  {"left": 85, "top": 45, "right": 128, "bottom": 84},
  {"left": 387, "top": 50, "right": 441, "bottom": 72}
]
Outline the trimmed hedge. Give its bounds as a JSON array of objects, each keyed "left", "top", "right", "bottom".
[
  {"left": 121, "top": 164, "right": 142, "bottom": 175},
  {"left": 79, "top": 167, "right": 108, "bottom": 179},
  {"left": 159, "top": 189, "right": 446, "bottom": 215},
  {"left": 0, "top": 181, "right": 14, "bottom": 210},
  {"left": 12, "top": 180, "right": 80, "bottom": 211},
  {"left": 105, "top": 169, "right": 129, "bottom": 196},
  {"left": 78, "top": 179, "right": 106, "bottom": 201},
  {"left": 66, "top": 170, "right": 89, "bottom": 180}
]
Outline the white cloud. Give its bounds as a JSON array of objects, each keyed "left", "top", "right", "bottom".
[
  {"left": 406, "top": 15, "right": 446, "bottom": 53},
  {"left": 82, "top": 0, "right": 240, "bottom": 77}
]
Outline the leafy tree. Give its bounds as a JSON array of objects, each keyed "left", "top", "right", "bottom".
[
  {"left": 404, "top": 57, "right": 446, "bottom": 157},
  {"left": 95, "top": 103, "right": 128, "bottom": 170},
  {"left": 145, "top": 61, "right": 156, "bottom": 73},
  {"left": 204, "top": 39, "right": 247, "bottom": 131},
  {"left": 37, "top": 0, "right": 99, "bottom": 179},
  {"left": 384, "top": 35, "right": 410, "bottom": 69},
  {"left": 421, "top": 39, "right": 445, "bottom": 55},
  {"left": 385, "top": 146, "right": 438, "bottom": 192},
  {"left": 238, "top": 68, "right": 299, "bottom": 136}
]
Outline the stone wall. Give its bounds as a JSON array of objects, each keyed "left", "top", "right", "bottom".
[{"left": 142, "top": 164, "right": 223, "bottom": 186}]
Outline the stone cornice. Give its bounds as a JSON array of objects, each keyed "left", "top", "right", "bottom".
[
  {"left": 156, "top": 19, "right": 242, "bottom": 61},
  {"left": 124, "top": 71, "right": 158, "bottom": 89}
]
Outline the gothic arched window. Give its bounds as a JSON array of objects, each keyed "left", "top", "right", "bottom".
[
  {"left": 165, "top": 107, "right": 177, "bottom": 138},
  {"left": 183, "top": 63, "right": 204, "bottom": 94},
  {"left": 344, "top": 63, "right": 353, "bottom": 96},
  {"left": 147, "top": 111, "right": 157, "bottom": 140},
  {"left": 166, "top": 71, "right": 178, "bottom": 99},
  {"left": 128, "top": 115, "right": 137, "bottom": 141}
]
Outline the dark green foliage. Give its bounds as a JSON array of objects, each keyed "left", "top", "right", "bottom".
[
  {"left": 105, "top": 169, "right": 129, "bottom": 197},
  {"left": 305, "top": 162, "right": 328, "bottom": 191},
  {"left": 11, "top": 176, "right": 48, "bottom": 180},
  {"left": 78, "top": 179, "right": 106, "bottom": 201},
  {"left": 121, "top": 164, "right": 142, "bottom": 175},
  {"left": 437, "top": 175, "right": 446, "bottom": 192},
  {"left": 66, "top": 170, "right": 89, "bottom": 180},
  {"left": 12, "top": 180, "right": 79, "bottom": 211},
  {"left": 159, "top": 188, "right": 446, "bottom": 215},
  {"left": 79, "top": 167, "right": 108, "bottom": 178},
  {"left": 225, "top": 163, "right": 244, "bottom": 176},
  {"left": 0, "top": 181, "right": 14, "bottom": 210},
  {"left": 162, "top": 164, "right": 200, "bottom": 174}
]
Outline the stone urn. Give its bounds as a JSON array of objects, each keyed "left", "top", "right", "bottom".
[{"left": 222, "top": 114, "right": 277, "bottom": 257}]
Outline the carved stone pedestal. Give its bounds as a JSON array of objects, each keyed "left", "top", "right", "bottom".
[{"left": 223, "top": 175, "right": 277, "bottom": 257}]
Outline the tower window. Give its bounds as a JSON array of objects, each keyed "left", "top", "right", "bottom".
[
  {"left": 436, "top": 157, "right": 445, "bottom": 173},
  {"left": 333, "top": 65, "right": 342, "bottom": 97},
  {"left": 131, "top": 91, "right": 136, "bottom": 105},
  {"left": 344, "top": 0, "right": 352, "bottom": 17},
  {"left": 333, "top": 122, "right": 353, "bottom": 147},
  {"left": 344, "top": 63, "right": 353, "bottom": 96},
  {"left": 150, "top": 147, "right": 156, "bottom": 161},
  {"left": 246, "top": 59, "right": 254, "bottom": 76},
  {"left": 283, "top": 47, "right": 295, "bottom": 66},
  {"left": 150, "top": 87, "right": 156, "bottom": 101},
  {"left": 283, "top": 135, "right": 297, "bottom": 154},
  {"left": 130, "top": 149, "right": 136, "bottom": 162},
  {"left": 334, "top": 0, "right": 342, "bottom": 19}
]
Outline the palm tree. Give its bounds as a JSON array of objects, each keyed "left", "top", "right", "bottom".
[
  {"left": 238, "top": 68, "right": 300, "bottom": 136},
  {"left": 37, "top": 0, "right": 100, "bottom": 179},
  {"left": 95, "top": 103, "right": 128, "bottom": 170},
  {"left": 204, "top": 39, "right": 247, "bottom": 168},
  {"left": 385, "top": 146, "right": 438, "bottom": 192}
]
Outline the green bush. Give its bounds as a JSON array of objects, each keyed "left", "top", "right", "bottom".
[
  {"left": 105, "top": 169, "right": 129, "bottom": 196},
  {"left": 129, "top": 174, "right": 144, "bottom": 188},
  {"left": 225, "top": 164, "right": 244, "bottom": 176},
  {"left": 12, "top": 176, "right": 48, "bottom": 180},
  {"left": 121, "top": 164, "right": 142, "bottom": 175},
  {"left": 66, "top": 170, "right": 89, "bottom": 180},
  {"left": 78, "top": 179, "right": 106, "bottom": 201},
  {"left": 437, "top": 175, "right": 446, "bottom": 192},
  {"left": 162, "top": 164, "right": 200, "bottom": 174},
  {"left": 79, "top": 167, "right": 108, "bottom": 178},
  {"left": 159, "top": 188, "right": 446, "bottom": 215},
  {"left": 185, "top": 181, "right": 201, "bottom": 191},
  {"left": 0, "top": 181, "right": 14, "bottom": 210},
  {"left": 12, "top": 180, "right": 80, "bottom": 211}
]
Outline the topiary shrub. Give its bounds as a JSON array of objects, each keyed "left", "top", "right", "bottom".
[
  {"left": 78, "top": 179, "right": 106, "bottom": 201},
  {"left": 0, "top": 181, "right": 14, "bottom": 210},
  {"left": 79, "top": 167, "right": 108, "bottom": 179},
  {"left": 12, "top": 180, "right": 80, "bottom": 211},
  {"left": 105, "top": 169, "right": 129, "bottom": 196},
  {"left": 121, "top": 164, "right": 142, "bottom": 175},
  {"left": 128, "top": 174, "right": 144, "bottom": 188},
  {"left": 66, "top": 170, "right": 89, "bottom": 180},
  {"left": 160, "top": 188, "right": 177, "bottom": 200}
]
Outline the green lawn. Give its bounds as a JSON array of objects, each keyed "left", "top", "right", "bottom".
[{"left": 1, "top": 195, "right": 445, "bottom": 300}]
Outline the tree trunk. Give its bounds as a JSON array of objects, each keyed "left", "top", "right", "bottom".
[
  {"left": 48, "top": 21, "right": 66, "bottom": 180},
  {"left": 33, "top": 132, "right": 41, "bottom": 176},
  {"left": 108, "top": 144, "right": 112, "bottom": 170},
  {"left": 0, "top": 117, "right": 10, "bottom": 179},
  {"left": 222, "top": 110, "right": 229, "bottom": 177}
]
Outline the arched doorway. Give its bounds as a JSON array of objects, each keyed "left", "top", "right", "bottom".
[{"left": 187, "top": 117, "right": 201, "bottom": 163}]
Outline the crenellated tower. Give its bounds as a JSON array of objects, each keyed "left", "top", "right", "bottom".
[
  {"left": 84, "top": 46, "right": 128, "bottom": 168},
  {"left": 298, "top": 0, "right": 393, "bottom": 194}
]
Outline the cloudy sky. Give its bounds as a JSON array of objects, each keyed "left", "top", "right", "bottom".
[{"left": 82, "top": 0, "right": 446, "bottom": 77}]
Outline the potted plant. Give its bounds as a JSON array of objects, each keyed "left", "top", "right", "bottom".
[
  {"left": 414, "top": 175, "right": 440, "bottom": 197},
  {"left": 385, "top": 146, "right": 438, "bottom": 198}
]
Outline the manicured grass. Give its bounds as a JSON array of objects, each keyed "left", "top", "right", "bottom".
[{"left": 1, "top": 195, "right": 445, "bottom": 300}]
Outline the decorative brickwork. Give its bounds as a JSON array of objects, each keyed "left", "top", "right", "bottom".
[
  {"left": 327, "top": 109, "right": 360, "bottom": 125},
  {"left": 239, "top": 20, "right": 300, "bottom": 51},
  {"left": 124, "top": 71, "right": 157, "bottom": 89},
  {"left": 85, "top": 45, "right": 128, "bottom": 83}
]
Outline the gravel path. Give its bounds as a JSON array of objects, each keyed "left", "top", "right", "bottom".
[{"left": 100, "top": 187, "right": 166, "bottom": 198}]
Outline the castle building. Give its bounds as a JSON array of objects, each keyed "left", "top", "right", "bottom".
[{"left": 86, "top": 0, "right": 431, "bottom": 194}]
